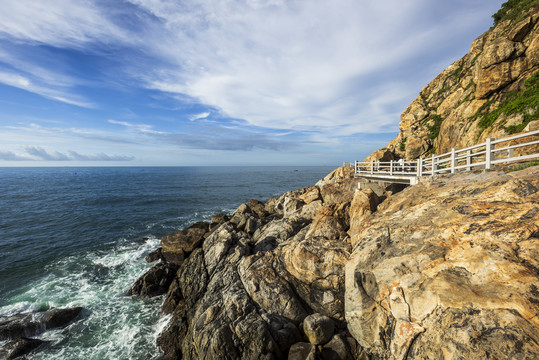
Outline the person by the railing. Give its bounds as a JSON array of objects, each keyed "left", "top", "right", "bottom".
[{"left": 398, "top": 158, "right": 404, "bottom": 173}]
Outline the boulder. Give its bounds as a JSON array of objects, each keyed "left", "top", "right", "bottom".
[
  {"left": 307, "top": 202, "right": 350, "bottom": 241},
  {"left": 0, "top": 337, "right": 45, "bottom": 359},
  {"left": 161, "top": 222, "right": 210, "bottom": 264},
  {"left": 238, "top": 253, "right": 308, "bottom": 324},
  {"left": 288, "top": 342, "right": 317, "bottom": 360},
  {"left": 248, "top": 199, "right": 269, "bottom": 218},
  {"left": 280, "top": 236, "right": 350, "bottom": 319},
  {"left": 127, "top": 262, "right": 178, "bottom": 298},
  {"left": 321, "top": 333, "right": 353, "bottom": 360},
  {"left": 316, "top": 166, "right": 355, "bottom": 188},
  {"left": 303, "top": 313, "right": 335, "bottom": 345},
  {"left": 145, "top": 247, "right": 163, "bottom": 263}
]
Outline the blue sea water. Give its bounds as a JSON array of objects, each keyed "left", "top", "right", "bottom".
[{"left": 0, "top": 166, "right": 334, "bottom": 359}]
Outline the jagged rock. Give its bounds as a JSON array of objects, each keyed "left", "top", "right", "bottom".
[
  {"left": 161, "top": 222, "right": 209, "bottom": 264},
  {"left": 248, "top": 199, "right": 269, "bottom": 218},
  {"left": 288, "top": 342, "right": 317, "bottom": 360},
  {"left": 177, "top": 248, "right": 208, "bottom": 317},
  {"left": 321, "top": 333, "right": 352, "bottom": 360},
  {"left": 316, "top": 167, "right": 355, "bottom": 188},
  {"left": 276, "top": 186, "right": 321, "bottom": 218},
  {"left": 345, "top": 167, "right": 539, "bottom": 359},
  {"left": 238, "top": 253, "right": 308, "bottom": 324},
  {"left": 307, "top": 202, "right": 350, "bottom": 241},
  {"left": 0, "top": 307, "right": 82, "bottom": 341},
  {"left": 127, "top": 262, "right": 178, "bottom": 298},
  {"left": 211, "top": 213, "right": 229, "bottom": 224},
  {"left": 261, "top": 313, "right": 302, "bottom": 353},
  {"left": 372, "top": 4, "right": 539, "bottom": 159},
  {"left": 252, "top": 218, "right": 307, "bottom": 253},
  {"left": 280, "top": 236, "right": 350, "bottom": 319},
  {"left": 0, "top": 337, "right": 45, "bottom": 359},
  {"left": 145, "top": 247, "right": 163, "bottom": 263},
  {"left": 303, "top": 313, "right": 335, "bottom": 345},
  {"left": 319, "top": 178, "right": 360, "bottom": 205},
  {"left": 349, "top": 189, "right": 381, "bottom": 248}
]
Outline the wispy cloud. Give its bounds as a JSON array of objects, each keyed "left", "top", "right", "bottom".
[
  {"left": 0, "top": 146, "right": 135, "bottom": 161},
  {"left": 189, "top": 112, "right": 210, "bottom": 121}
]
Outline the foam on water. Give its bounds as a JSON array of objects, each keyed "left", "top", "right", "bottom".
[{"left": 1, "top": 236, "right": 168, "bottom": 360}]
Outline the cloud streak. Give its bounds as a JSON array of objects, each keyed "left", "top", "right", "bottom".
[{"left": 0, "top": 146, "right": 134, "bottom": 161}]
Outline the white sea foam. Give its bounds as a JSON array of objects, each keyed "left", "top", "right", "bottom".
[{"left": 4, "top": 235, "right": 167, "bottom": 360}]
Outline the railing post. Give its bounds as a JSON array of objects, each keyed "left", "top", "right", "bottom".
[
  {"left": 485, "top": 138, "right": 493, "bottom": 170},
  {"left": 390, "top": 160, "right": 393, "bottom": 175},
  {"left": 466, "top": 150, "right": 471, "bottom": 171},
  {"left": 431, "top": 154, "right": 436, "bottom": 175},
  {"left": 355, "top": 160, "right": 358, "bottom": 174},
  {"left": 417, "top": 158, "right": 423, "bottom": 177},
  {"left": 507, "top": 148, "right": 514, "bottom": 159},
  {"left": 376, "top": 160, "right": 380, "bottom": 173},
  {"left": 370, "top": 161, "right": 374, "bottom": 175},
  {"left": 450, "top": 148, "right": 456, "bottom": 174}
]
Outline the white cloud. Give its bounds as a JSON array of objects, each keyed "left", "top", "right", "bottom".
[
  {"left": 189, "top": 112, "right": 210, "bottom": 121},
  {"left": 127, "top": 0, "right": 503, "bottom": 133},
  {"left": 0, "top": 146, "right": 134, "bottom": 161}
]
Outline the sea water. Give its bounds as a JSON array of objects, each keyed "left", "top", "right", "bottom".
[{"left": 0, "top": 166, "right": 333, "bottom": 359}]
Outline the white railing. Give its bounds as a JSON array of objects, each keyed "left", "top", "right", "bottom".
[{"left": 354, "top": 129, "right": 539, "bottom": 183}]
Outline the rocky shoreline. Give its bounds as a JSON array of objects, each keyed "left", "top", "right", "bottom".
[{"left": 128, "top": 165, "right": 539, "bottom": 359}]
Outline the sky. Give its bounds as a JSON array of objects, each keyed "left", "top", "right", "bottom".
[{"left": 0, "top": 0, "right": 505, "bottom": 166}]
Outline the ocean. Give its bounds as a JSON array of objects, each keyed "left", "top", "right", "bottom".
[{"left": 0, "top": 166, "right": 334, "bottom": 359}]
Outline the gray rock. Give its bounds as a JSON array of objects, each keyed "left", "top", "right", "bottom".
[
  {"left": 145, "top": 247, "right": 163, "bottom": 263},
  {"left": 0, "top": 337, "right": 45, "bottom": 359},
  {"left": 0, "top": 307, "right": 82, "bottom": 341},
  {"left": 127, "top": 262, "right": 178, "bottom": 298},
  {"left": 261, "top": 313, "right": 302, "bottom": 353},
  {"left": 321, "top": 333, "right": 352, "bottom": 360},
  {"left": 288, "top": 342, "right": 317, "bottom": 360},
  {"left": 303, "top": 313, "right": 335, "bottom": 345}
]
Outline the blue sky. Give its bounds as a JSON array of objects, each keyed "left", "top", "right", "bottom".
[{"left": 0, "top": 0, "right": 504, "bottom": 166}]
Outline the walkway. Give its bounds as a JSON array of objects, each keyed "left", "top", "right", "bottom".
[{"left": 354, "top": 129, "right": 539, "bottom": 185}]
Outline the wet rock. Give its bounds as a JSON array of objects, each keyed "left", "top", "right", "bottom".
[
  {"left": 210, "top": 213, "right": 229, "bottom": 224},
  {"left": 0, "top": 337, "right": 45, "bottom": 359},
  {"left": 0, "top": 307, "right": 82, "bottom": 341},
  {"left": 161, "top": 222, "right": 210, "bottom": 264},
  {"left": 127, "top": 262, "right": 178, "bottom": 298},
  {"left": 303, "top": 313, "right": 335, "bottom": 345},
  {"left": 288, "top": 342, "right": 317, "bottom": 360},
  {"left": 145, "top": 247, "right": 163, "bottom": 263}
]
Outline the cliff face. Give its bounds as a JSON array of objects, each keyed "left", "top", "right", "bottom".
[
  {"left": 128, "top": 165, "right": 538, "bottom": 360},
  {"left": 373, "top": 3, "right": 539, "bottom": 161}
]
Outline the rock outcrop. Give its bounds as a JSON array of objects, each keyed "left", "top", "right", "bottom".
[
  {"left": 129, "top": 161, "right": 538, "bottom": 360},
  {"left": 370, "top": 3, "right": 538, "bottom": 161}
]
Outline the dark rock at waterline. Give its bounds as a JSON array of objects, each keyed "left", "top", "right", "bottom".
[
  {"left": 145, "top": 247, "right": 163, "bottom": 263},
  {"left": 288, "top": 342, "right": 317, "bottom": 360},
  {"left": 161, "top": 222, "right": 210, "bottom": 264},
  {"left": 0, "top": 337, "right": 46, "bottom": 359},
  {"left": 128, "top": 262, "right": 178, "bottom": 298},
  {"left": 0, "top": 307, "right": 83, "bottom": 341}
]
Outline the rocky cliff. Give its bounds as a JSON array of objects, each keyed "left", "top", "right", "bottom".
[
  {"left": 129, "top": 164, "right": 539, "bottom": 359},
  {"left": 368, "top": 1, "right": 539, "bottom": 161}
]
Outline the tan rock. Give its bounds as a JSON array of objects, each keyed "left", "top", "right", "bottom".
[{"left": 345, "top": 167, "right": 539, "bottom": 359}]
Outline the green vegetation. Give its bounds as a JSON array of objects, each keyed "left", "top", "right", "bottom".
[
  {"left": 473, "top": 70, "right": 539, "bottom": 134},
  {"left": 400, "top": 137, "right": 407, "bottom": 151},
  {"left": 507, "top": 161, "right": 539, "bottom": 172},
  {"left": 452, "top": 61, "right": 466, "bottom": 83},
  {"left": 423, "top": 114, "right": 444, "bottom": 139},
  {"left": 426, "top": 147, "right": 436, "bottom": 156},
  {"left": 492, "top": 0, "right": 538, "bottom": 26},
  {"left": 437, "top": 86, "right": 451, "bottom": 96}
]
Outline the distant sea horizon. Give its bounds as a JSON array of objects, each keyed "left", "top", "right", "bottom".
[{"left": 0, "top": 165, "right": 334, "bottom": 359}]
